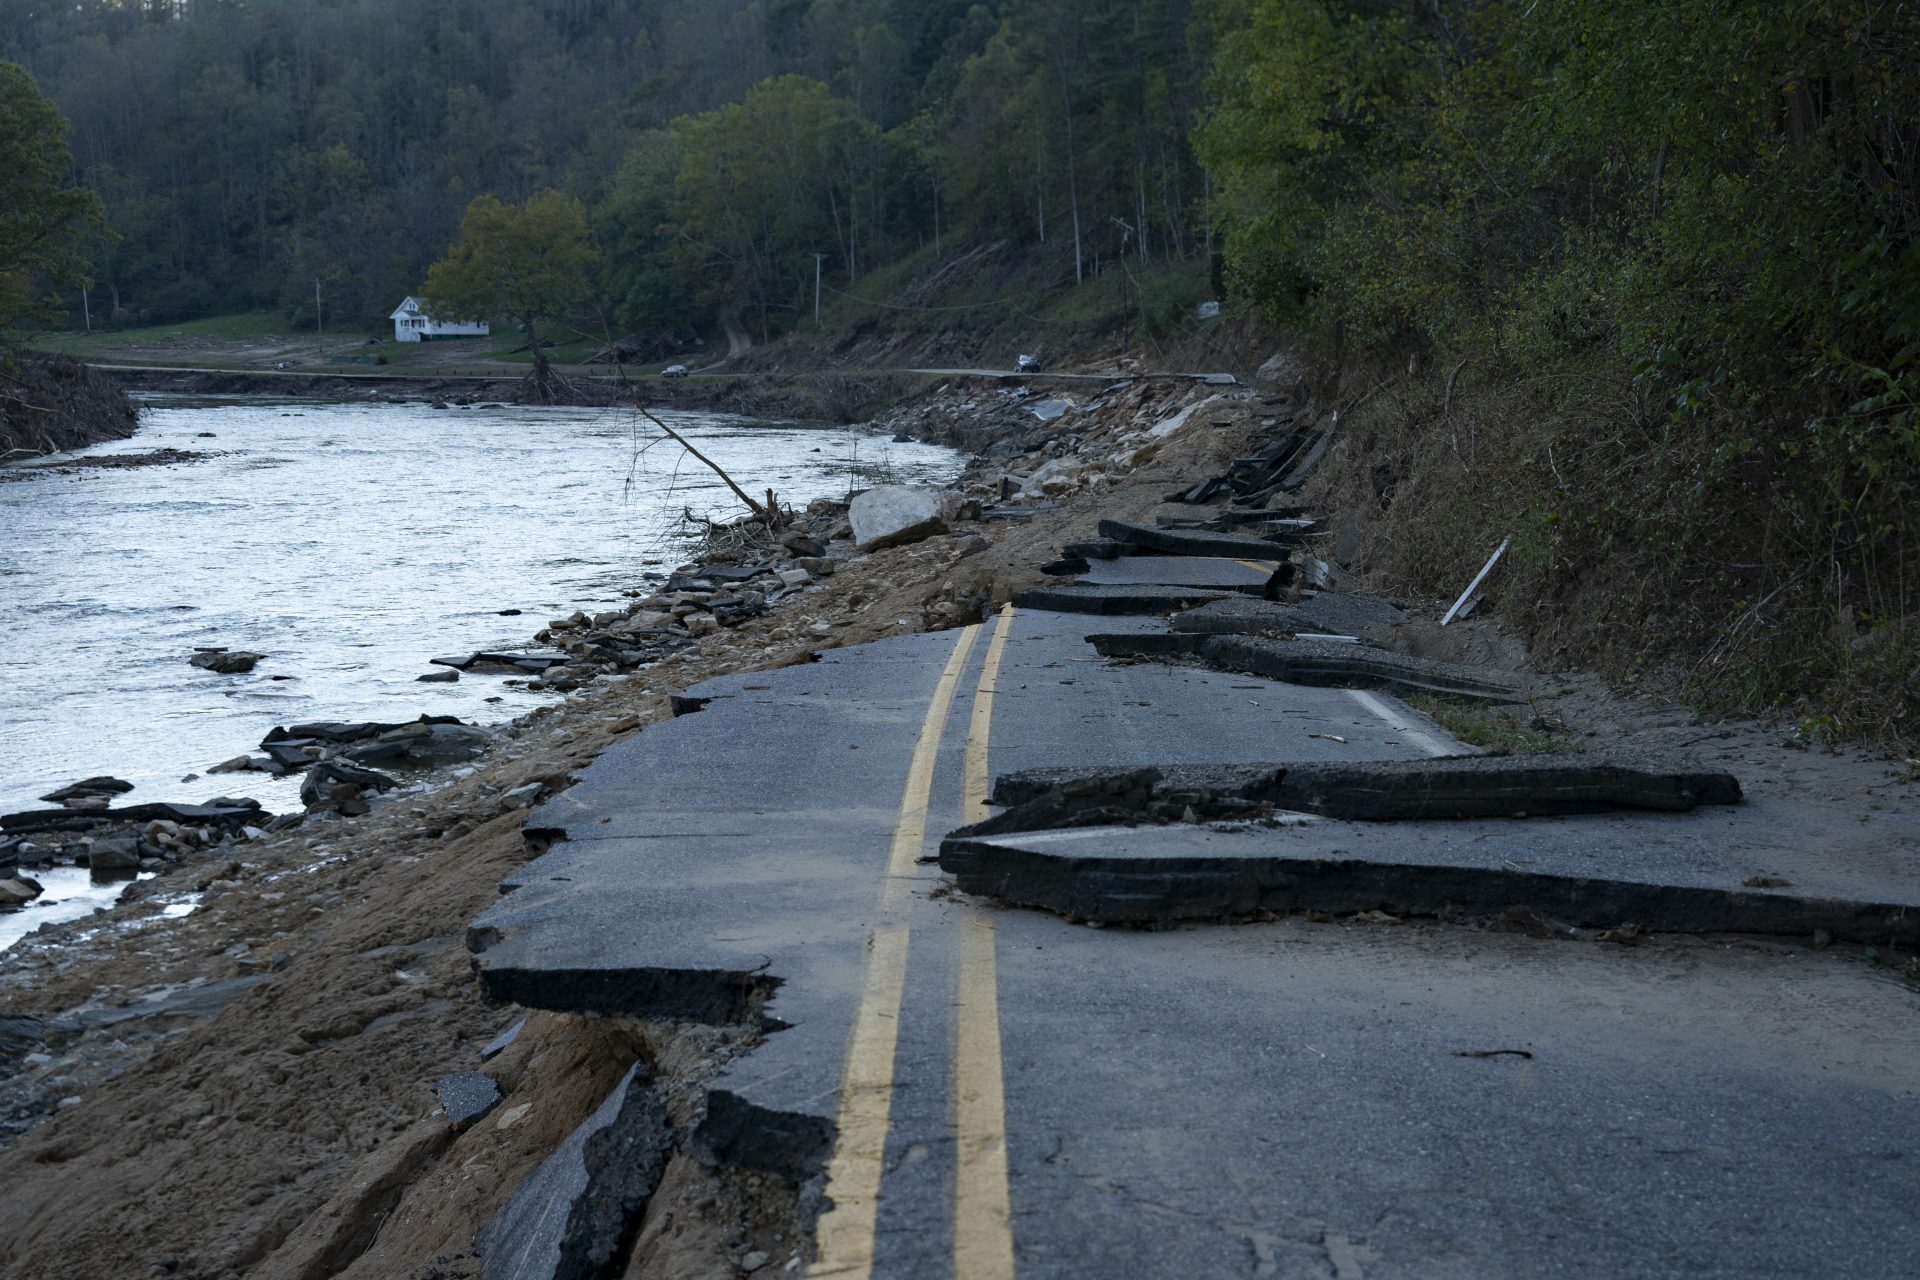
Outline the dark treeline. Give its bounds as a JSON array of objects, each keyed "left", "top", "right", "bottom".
[{"left": 0, "top": 0, "right": 1210, "bottom": 334}]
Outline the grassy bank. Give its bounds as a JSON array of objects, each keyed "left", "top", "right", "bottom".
[{"left": 1310, "top": 352, "right": 1917, "bottom": 745}]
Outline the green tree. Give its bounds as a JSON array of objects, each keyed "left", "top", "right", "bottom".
[
  {"left": 424, "top": 189, "right": 597, "bottom": 394},
  {"left": 670, "top": 76, "right": 885, "bottom": 337},
  {"left": 0, "top": 60, "right": 104, "bottom": 328}
]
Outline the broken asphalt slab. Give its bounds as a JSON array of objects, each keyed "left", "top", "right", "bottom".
[
  {"left": 1167, "top": 593, "right": 1407, "bottom": 636},
  {"left": 968, "top": 756, "right": 1741, "bottom": 829},
  {"left": 1097, "top": 517, "right": 1302, "bottom": 558},
  {"left": 1078, "top": 554, "right": 1283, "bottom": 592},
  {"left": 940, "top": 814, "right": 1920, "bottom": 943},
  {"left": 1092, "top": 631, "right": 1527, "bottom": 702},
  {"left": 477, "top": 1063, "right": 670, "bottom": 1280},
  {"left": 1011, "top": 581, "right": 1240, "bottom": 615}
]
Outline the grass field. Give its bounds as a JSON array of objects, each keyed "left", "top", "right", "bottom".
[{"left": 19, "top": 311, "right": 296, "bottom": 358}]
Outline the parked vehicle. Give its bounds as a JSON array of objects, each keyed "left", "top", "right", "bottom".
[
  {"left": 662, "top": 364, "right": 689, "bottom": 378},
  {"left": 1016, "top": 353, "right": 1041, "bottom": 372}
]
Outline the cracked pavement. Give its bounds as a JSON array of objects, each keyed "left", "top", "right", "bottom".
[{"left": 469, "top": 598, "right": 1920, "bottom": 1278}]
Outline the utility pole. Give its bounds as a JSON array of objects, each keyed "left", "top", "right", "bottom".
[
  {"left": 81, "top": 286, "right": 91, "bottom": 335},
  {"left": 315, "top": 278, "right": 323, "bottom": 362},
  {"left": 815, "top": 254, "right": 827, "bottom": 326}
]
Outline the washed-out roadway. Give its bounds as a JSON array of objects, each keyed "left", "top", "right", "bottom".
[{"left": 468, "top": 597, "right": 1920, "bottom": 1278}]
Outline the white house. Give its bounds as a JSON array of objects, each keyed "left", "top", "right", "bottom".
[{"left": 389, "top": 295, "right": 490, "bottom": 342}]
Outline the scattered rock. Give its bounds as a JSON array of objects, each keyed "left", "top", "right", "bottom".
[
  {"left": 0, "top": 1013, "right": 47, "bottom": 1061},
  {"left": 480, "top": 1017, "right": 526, "bottom": 1062},
  {"left": 189, "top": 650, "right": 265, "bottom": 674},
  {"left": 500, "top": 782, "right": 545, "bottom": 809},
  {"left": 417, "top": 669, "right": 460, "bottom": 683},
  {"left": 437, "top": 1071, "right": 503, "bottom": 1127},
  {"left": 300, "top": 760, "right": 400, "bottom": 815},
  {"left": 85, "top": 837, "right": 142, "bottom": 871},
  {"left": 39, "top": 776, "right": 134, "bottom": 806},
  {"left": 849, "top": 485, "right": 949, "bottom": 551}
]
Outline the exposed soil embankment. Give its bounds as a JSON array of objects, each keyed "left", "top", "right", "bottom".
[{"left": 1, "top": 346, "right": 139, "bottom": 459}]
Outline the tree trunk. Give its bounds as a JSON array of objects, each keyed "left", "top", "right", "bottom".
[{"left": 523, "top": 314, "right": 555, "bottom": 403}]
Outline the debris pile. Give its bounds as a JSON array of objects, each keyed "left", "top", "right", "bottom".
[
  {"left": 0, "top": 794, "right": 270, "bottom": 894},
  {"left": 875, "top": 377, "right": 1290, "bottom": 504}
]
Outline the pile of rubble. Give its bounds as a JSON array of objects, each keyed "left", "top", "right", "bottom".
[
  {"left": 458, "top": 488, "right": 988, "bottom": 694},
  {"left": 1, "top": 789, "right": 270, "bottom": 903},
  {"left": 873, "top": 372, "right": 1310, "bottom": 511}
]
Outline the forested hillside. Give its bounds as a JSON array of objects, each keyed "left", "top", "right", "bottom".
[
  {"left": 0, "top": 0, "right": 1209, "bottom": 336},
  {"left": 6, "top": 0, "right": 1917, "bottom": 731}
]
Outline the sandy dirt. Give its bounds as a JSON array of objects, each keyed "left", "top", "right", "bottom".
[{"left": 1, "top": 377, "right": 1912, "bottom": 1278}]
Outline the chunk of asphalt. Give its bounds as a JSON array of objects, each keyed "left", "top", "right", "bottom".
[
  {"left": 938, "top": 820, "right": 1920, "bottom": 943},
  {"left": 480, "top": 1016, "right": 527, "bottom": 1061},
  {"left": 437, "top": 1071, "right": 502, "bottom": 1127},
  {"left": 967, "top": 758, "right": 1742, "bottom": 832},
  {"left": 1080, "top": 555, "right": 1287, "bottom": 594},
  {"left": 1011, "top": 583, "right": 1238, "bottom": 616},
  {"left": 1091, "top": 633, "right": 1526, "bottom": 704},
  {"left": 1169, "top": 594, "right": 1407, "bottom": 637},
  {"left": 477, "top": 1063, "right": 671, "bottom": 1280},
  {"left": 1040, "top": 556, "right": 1091, "bottom": 576},
  {"left": 1157, "top": 512, "right": 1316, "bottom": 533},
  {"left": 1096, "top": 517, "right": 1301, "bottom": 558}
]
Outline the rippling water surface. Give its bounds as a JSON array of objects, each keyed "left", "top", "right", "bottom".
[{"left": 0, "top": 396, "right": 959, "bottom": 817}]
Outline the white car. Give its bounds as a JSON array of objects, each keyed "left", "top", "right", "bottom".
[
  {"left": 1016, "top": 353, "right": 1041, "bottom": 372},
  {"left": 662, "top": 364, "right": 689, "bottom": 378}
]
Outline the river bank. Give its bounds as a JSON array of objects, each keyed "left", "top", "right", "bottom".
[{"left": 0, "top": 346, "right": 139, "bottom": 459}]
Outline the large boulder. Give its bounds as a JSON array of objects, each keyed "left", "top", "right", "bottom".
[
  {"left": 0, "top": 878, "right": 43, "bottom": 907},
  {"left": 39, "top": 776, "right": 133, "bottom": 806},
  {"left": 190, "top": 649, "right": 265, "bottom": 674},
  {"left": 300, "top": 759, "right": 400, "bottom": 816},
  {"left": 850, "top": 486, "right": 949, "bottom": 551},
  {"left": 85, "top": 836, "right": 142, "bottom": 872}
]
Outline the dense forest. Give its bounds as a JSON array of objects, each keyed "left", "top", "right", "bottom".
[
  {"left": 0, "top": 0, "right": 1212, "bottom": 337},
  {"left": 6, "top": 0, "right": 1918, "bottom": 730}
]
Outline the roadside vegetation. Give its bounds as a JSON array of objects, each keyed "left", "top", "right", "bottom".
[
  {"left": 1198, "top": 1, "right": 1920, "bottom": 743},
  {"left": 1404, "top": 697, "right": 1582, "bottom": 758},
  {"left": 2, "top": 0, "right": 1915, "bottom": 739}
]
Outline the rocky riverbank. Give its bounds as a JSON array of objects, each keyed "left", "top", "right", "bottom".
[{"left": 0, "top": 346, "right": 140, "bottom": 460}]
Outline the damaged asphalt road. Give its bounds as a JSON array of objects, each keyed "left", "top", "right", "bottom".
[{"left": 467, "top": 600, "right": 1920, "bottom": 1278}]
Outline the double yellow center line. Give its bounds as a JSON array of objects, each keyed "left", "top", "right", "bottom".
[{"left": 810, "top": 605, "right": 1019, "bottom": 1280}]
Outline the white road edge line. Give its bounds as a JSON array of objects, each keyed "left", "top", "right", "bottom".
[{"left": 1346, "top": 689, "right": 1456, "bottom": 758}]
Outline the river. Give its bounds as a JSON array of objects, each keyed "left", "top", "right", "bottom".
[{"left": 0, "top": 395, "right": 959, "bottom": 943}]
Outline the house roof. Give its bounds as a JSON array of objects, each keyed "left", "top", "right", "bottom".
[{"left": 389, "top": 295, "right": 423, "bottom": 320}]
